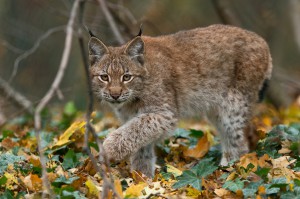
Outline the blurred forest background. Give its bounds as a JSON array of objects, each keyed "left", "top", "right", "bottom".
[{"left": 0, "top": 0, "right": 300, "bottom": 125}]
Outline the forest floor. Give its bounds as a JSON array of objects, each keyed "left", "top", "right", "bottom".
[{"left": 0, "top": 101, "right": 300, "bottom": 198}]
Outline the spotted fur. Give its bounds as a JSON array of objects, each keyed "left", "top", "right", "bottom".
[{"left": 88, "top": 25, "right": 272, "bottom": 177}]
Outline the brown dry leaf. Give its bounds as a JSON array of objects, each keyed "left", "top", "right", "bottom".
[
  {"left": 214, "top": 188, "right": 231, "bottom": 197},
  {"left": 270, "top": 156, "right": 296, "bottom": 181},
  {"left": 28, "top": 154, "right": 41, "bottom": 167},
  {"left": 52, "top": 121, "right": 86, "bottom": 149},
  {"left": 238, "top": 152, "right": 258, "bottom": 172},
  {"left": 125, "top": 183, "right": 147, "bottom": 198},
  {"left": 278, "top": 140, "right": 292, "bottom": 154},
  {"left": 1, "top": 138, "right": 18, "bottom": 150},
  {"left": 183, "top": 134, "right": 209, "bottom": 158},
  {"left": 132, "top": 170, "right": 148, "bottom": 184},
  {"left": 23, "top": 174, "right": 43, "bottom": 191},
  {"left": 258, "top": 154, "right": 271, "bottom": 168}
]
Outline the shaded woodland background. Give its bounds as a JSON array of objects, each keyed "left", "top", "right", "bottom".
[{"left": 0, "top": 0, "right": 300, "bottom": 124}]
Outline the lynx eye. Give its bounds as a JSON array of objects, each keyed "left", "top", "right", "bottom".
[
  {"left": 99, "top": 74, "right": 109, "bottom": 82},
  {"left": 122, "top": 74, "right": 133, "bottom": 82}
]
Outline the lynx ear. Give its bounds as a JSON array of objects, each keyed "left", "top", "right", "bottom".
[
  {"left": 124, "top": 37, "right": 144, "bottom": 65},
  {"left": 88, "top": 37, "right": 109, "bottom": 65}
]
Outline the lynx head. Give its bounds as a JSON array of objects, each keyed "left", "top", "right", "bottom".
[{"left": 88, "top": 35, "right": 146, "bottom": 105}]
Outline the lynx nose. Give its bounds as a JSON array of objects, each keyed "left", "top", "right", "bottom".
[{"left": 110, "top": 94, "right": 120, "bottom": 100}]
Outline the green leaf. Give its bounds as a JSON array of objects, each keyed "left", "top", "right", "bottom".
[
  {"left": 0, "top": 189, "right": 14, "bottom": 199},
  {"left": 62, "top": 150, "right": 81, "bottom": 170},
  {"left": 295, "top": 179, "right": 300, "bottom": 186},
  {"left": 242, "top": 180, "right": 263, "bottom": 197},
  {"left": 223, "top": 178, "right": 244, "bottom": 193},
  {"left": 40, "top": 131, "right": 55, "bottom": 149},
  {"left": 0, "top": 176, "right": 7, "bottom": 185},
  {"left": 189, "top": 129, "right": 204, "bottom": 138},
  {"left": 0, "top": 153, "right": 25, "bottom": 175},
  {"left": 52, "top": 175, "right": 80, "bottom": 187},
  {"left": 62, "top": 190, "right": 87, "bottom": 199},
  {"left": 173, "top": 158, "right": 217, "bottom": 191},
  {"left": 172, "top": 170, "right": 202, "bottom": 190},
  {"left": 269, "top": 177, "right": 289, "bottom": 189},
  {"left": 242, "top": 188, "right": 257, "bottom": 197},
  {"left": 64, "top": 101, "right": 77, "bottom": 116},
  {"left": 255, "top": 167, "right": 270, "bottom": 181},
  {"left": 191, "top": 158, "right": 218, "bottom": 177},
  {"left": 173, "top": 128, "right": 191, "bottom": 138}
]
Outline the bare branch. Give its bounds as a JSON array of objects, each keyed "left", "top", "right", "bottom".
[
  {"left": 1, "top": 39, "right": 24, "bottom": 54},
  {"left": 0, "top": 76, "right": 33, "bottom": 114},
  {"left": 97, "top": 0, "right": 125, "bottom": 44},
  {"left": 107, "top": 2, "right": 137, "bottom": 25},
  {"left": 211, "top": 0, "right": 241, "bottom": 26},
  {"left": 9, "top": 26, "right": 66, "bottom": 83},
  {"left": 33, "top": 0, "right": 81, "bottom": 197},
  {"left": 78, "top": 1, "right": 121, "bottom": 198},
  {"left": 290, "top": 0, "right": 300, "bottom": 52}
]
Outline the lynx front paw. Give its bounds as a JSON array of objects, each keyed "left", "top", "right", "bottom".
[{"left": 102, "top": 132, "right": 131, "bottom": 161}]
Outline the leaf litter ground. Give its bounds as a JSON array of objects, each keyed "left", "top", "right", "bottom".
[{"left": 0, "top": 101, "right": 300, "bottom": 198}]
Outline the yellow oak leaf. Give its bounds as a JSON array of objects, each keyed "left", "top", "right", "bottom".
[
  {"left": 85, "top": 177, "right": 100, "bottom": 196},
  {"left": 52, "top": 121, "right": 86, "bottom": 148},
  {"left": 125, "top": 183, "right": 147, "bottom": 198}
]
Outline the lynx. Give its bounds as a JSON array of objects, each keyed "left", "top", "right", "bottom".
[{"left": 88, "top": 25, "right": 272, "bottom": 177}]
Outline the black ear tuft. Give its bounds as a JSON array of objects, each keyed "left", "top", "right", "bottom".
[
  {"left": 84, "top": 25, "right": 97, "bottom": 38},
  {"left": 136, "top": 24, "right": 143, "bottom": 37},
  {"left": 88, "top": 37, "right": 109, "bottom": 65}
]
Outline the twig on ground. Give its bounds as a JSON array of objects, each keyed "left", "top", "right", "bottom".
[
  {"left": 97, "top": 0, "right": 125, "bottom": 44},
  {"left": 78, "top": 1, "right": 122, "bottom": 198},
  {"left": 33, "top": 0, "right": 81, "bottom": 197},
  {"left": 9, "top": 25, "right": 66, "bottom": 83}
]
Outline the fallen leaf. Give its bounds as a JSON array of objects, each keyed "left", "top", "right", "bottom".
[
  {"left": 85, "top": 177, "right": 100, "bottom": 197},
  {"left": 52, "top": 121, "right": 86, "bottom": 149},
  {"left": 238, "top": 152, "right": 258, "bottom": 172},
  {"left": 1, "top": 138, "right": 18, "bottom": 150},
  {"left": 140, "top": 182, "right": 165, "bottom": 199},
  {"left": 125, "top": 183, "right": 147, "bottom": 198},
  {"left": 22, "top": 174, "right": 42, "bottom": 191},
  {"left": 183, "top": 134, "right": 209, "bottom": 158},
  {"left": 166, "top": 164, "right": 183, "bottom": 177},
  {"left": 214, "top": 188, "right": 231, "bottom": 197}
]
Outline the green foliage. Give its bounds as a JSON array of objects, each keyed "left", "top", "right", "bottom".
[
  {"left": 0, "top": 153, "right": 25, "bottom": 175},
  {"left": 62, "top": 149, "right": 82, "bottom": 170},
  {"left": 223, "top": 178, "right": 244, "bottom": 192},
  {"left": 52, "top": 175, "right": 80, "bottom": 187},
  {"left": 172, "top": 158, "right": 217, "bottom": 190}
]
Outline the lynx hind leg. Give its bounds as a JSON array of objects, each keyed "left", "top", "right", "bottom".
[
  {"left": 212, "top": 91, "right": 252, "bottom": 165},
  {"left": 130, "top": 144, "right": 156, "bottom": 177}
]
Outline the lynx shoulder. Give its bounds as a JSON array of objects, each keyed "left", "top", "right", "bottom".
[{"left": 88, "top": 24, "right": 272, "bottom": 177}]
